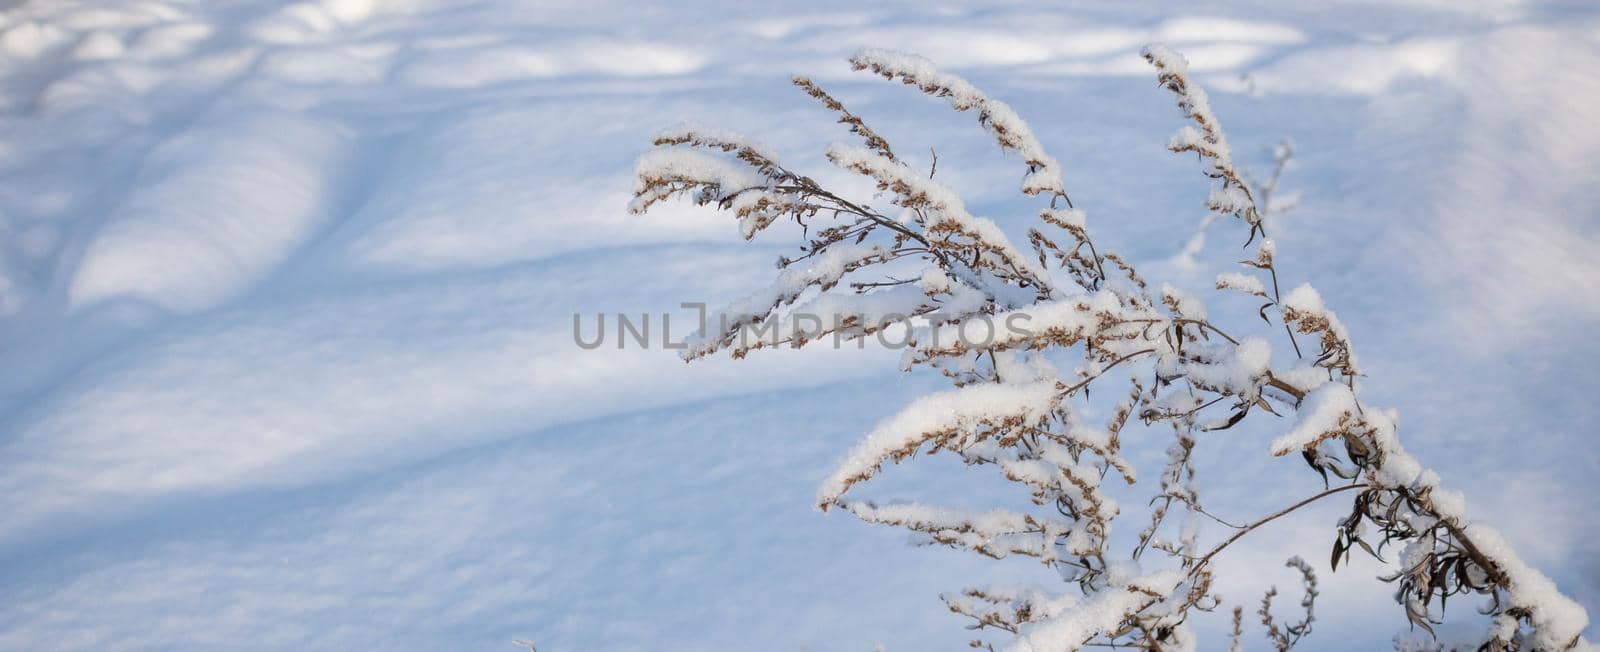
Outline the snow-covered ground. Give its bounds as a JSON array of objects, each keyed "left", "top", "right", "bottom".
[{"left": 0, "top": 0, "right": 1596, "bottom": 649}]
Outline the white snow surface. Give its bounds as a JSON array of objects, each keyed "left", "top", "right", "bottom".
[{"left": 0, "top": 0, "right": 1597, "bottom": 650}]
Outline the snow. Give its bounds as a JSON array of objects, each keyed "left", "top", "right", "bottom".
[
  {"left": 841, "top": 501, "right": 1070, "bottom": 562},
  {"left": 849, "top": 47, "right": 1067, "bottom": 197},
  {"left": 912, "top": 291, "right": 1119, "bottom": 357},
  {"left": 1269, "top": 383, "right": 1358, "bottom": 457},
  {"left": 682, "top": 242, "right": 887, "bottom": 358},
  {"left": 1462, "top": 524, "right": 1593, "bottom": 650},
  {"left": 1215, "top": 271, "right": 1266, "bottom": 297},
  {"left": 1281, "top": 282, "right": 1360, "bottom": 375},
  {"left": 817, "top": 380, "right": 1060, "bottom": 507},
  {"left": 629, "top": 148, "right": 767, "bottom": 215},
  {"left": 1010, "top": 571, "right": 1185, "bottom": 652},
  {"left": 69, "top": 110, "right": 355, "bottom": 312},
  {"left": 824, "top": 142, "right": 1051, "bottom": 287},
  {"left": 653, "top": 123, "right": 781, "bottom": 164},
  {"left": 1184, "top": 335, "right": 1271, "bottom": 400},
  {"left": 1207, "top": 185, "right": 1253, "bottom": 214},
  {"left": 0, "top": 0, "right": 1596, "bottom": 650}
]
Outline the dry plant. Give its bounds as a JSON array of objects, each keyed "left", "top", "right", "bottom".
[{"left": 628, "top": 45, "right": 1591, "bottom": 651}]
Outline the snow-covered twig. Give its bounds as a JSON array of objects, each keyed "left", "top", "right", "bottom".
[{"left": 630, "top": 44, "right": 1590, "bottom": 652}]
